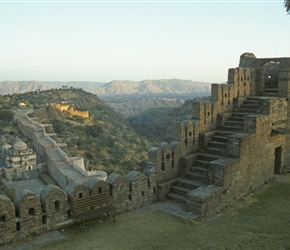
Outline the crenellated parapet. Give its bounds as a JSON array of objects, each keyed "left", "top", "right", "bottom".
[
  {"left": 147, "top": 141, "right": 181, "bottom": 183},
  {"left": 191, "top": 67, "right": 253, "bottom": 137}
]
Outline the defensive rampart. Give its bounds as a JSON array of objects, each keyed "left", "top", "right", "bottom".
[{"left": 2, "top": 52, "right": 290, "bottom": 245}]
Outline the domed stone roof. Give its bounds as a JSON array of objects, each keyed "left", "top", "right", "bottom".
[
  {"left": 2, "top": 143, "right": 11, "bottom": 150},
  {"left": 13, "top": 141, "right": 27, "bottom": 151}
]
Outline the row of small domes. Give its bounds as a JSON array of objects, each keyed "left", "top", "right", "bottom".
[{"left": 2, "top": 141, "right": 28, "bottom": 151}]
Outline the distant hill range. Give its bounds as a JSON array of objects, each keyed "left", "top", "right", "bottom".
[{"left": 0, "top": 79, "right": 211, "bottom": 96}]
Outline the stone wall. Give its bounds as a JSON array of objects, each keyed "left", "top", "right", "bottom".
[{"left": 0, "top": 166, "right": 157, "bottom": 245}]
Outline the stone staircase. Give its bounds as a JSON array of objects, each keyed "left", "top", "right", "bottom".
[{"left": 165, "top": 97, "right": 261, "bottom": 210}]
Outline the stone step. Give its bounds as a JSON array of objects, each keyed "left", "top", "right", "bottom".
[
  {"left": 238, "top": 108, "right": 258, "bottom": 113},
  {"left": 167, "top": 192, "right": 186, "bottom": 204},
  {"left": 208, "top": 141, "right": 226, "bottom": 148},
  {"left": 215, "top": 130, "right": 234, "bottom": 136},
  {"left": 171, "top": 185, "right": 192, "bottom": 196},
  {"left": 232, "top": 112, "right": 248, "bottom": 118},
  {"left": 224, "top": 120, "right": 244, "bottom": 127},
  {"left": 196, "top": 153, "right": 219, "bottom": 162},
  {"left": 243, "top": 97, "right": 258, "bottom": 105},
  {"left": 228, "top": 116, "right": 244, "bottom": 122},
  {"left": 191, "top": 166, "right": 209, "bottom": 173},
  {"left": 264, "top": 88, "right": 279, "bottom": 92},
  {"left": 206, "top": 146, "right": 226, "bottom": 155},
  {"left": 194, "top": 159, "right": 212, "bottom": 168},
  {"left": 211, "top": 135, "right": 227, "bottom": 142},
  {"left": 187, "top": 171, "right": 209, "bottom": 182},
  {"left": 261, "top": 92, "right": 279, "bottom": 97},
  {"left": 222, "top": 125, "right": 243, "bottom": 132},
  {"left": 175, "top": 177, "right": 207, "bottom": 189}
]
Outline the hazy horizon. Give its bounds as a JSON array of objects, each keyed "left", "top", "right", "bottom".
[{"left": 1, "top": 1, "right": 289, "bottom": 83}]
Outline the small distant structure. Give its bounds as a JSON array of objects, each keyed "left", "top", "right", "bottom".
[
  {"left": 4, "top": 141, "right": 36, "bottom": 169},
  {"left": 18, "top": 102, "right": 26, "bottom": 108},
  {"left": 52, "top": 103, "right": 89, "bottom": 118},
  {"left": 1, "top": 140, "right": 37, "bottom": 180}
]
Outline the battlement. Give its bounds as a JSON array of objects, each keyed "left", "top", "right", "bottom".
[{"left": 2, "top": 52, "right": 290, "bottom": 246}]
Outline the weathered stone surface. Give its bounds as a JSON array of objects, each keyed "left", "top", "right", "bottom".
[
  {"left": 0, "top": 195, "right": 16, "bottom": 244},
  {"left": 2, "top": 52, "right": 290, "bottom": 245}
]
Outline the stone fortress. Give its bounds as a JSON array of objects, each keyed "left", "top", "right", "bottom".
[
  {"left": 53, "top": 103, "right": 89, "bottom": 118},
  {"left": 0, "top": 53, "right": 290, "bottom": 245}
]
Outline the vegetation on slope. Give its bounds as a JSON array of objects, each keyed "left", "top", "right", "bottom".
[
  {"left": 0, "top": 88, "right": 151, "bottom": 175},
  {"left": 128, "top": 96, "right": 210, "bottom": 143}
]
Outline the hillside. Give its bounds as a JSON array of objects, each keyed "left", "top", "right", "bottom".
[
  {"left": 0, "top": 81, "right": 51, "bottom": 95},
  {"left": 89, "top": 79, "right": 211, "bottom": 96},
  {"left": 0, "top": 79, "right": 211, "bottom": 96},
  {"left": 0, "top": 88, "right": 151, "bottom": 174},
  {"left": 106, "top": 97, "right": 185, "bottom": 117},
  {"left": 128, "top": 96, "right": 210, "bottom": 143}
]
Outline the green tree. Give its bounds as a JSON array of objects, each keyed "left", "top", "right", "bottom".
[
  {"left": 0, "top": 110, "right": 14, "bottom": 124},
  {"left": 286, "top": 0, "right": 290, "bottom": 13}
]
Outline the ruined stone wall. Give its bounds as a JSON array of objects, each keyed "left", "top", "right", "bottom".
[
  {"left": 0, "top": 165, "right": 157, "bottom": 245},
  {"left": 0, "top": 195, "right": 16, "bottom": 244},
  {"left": 239, "top": 53, "right": 290, "bottom": 97},
  {"left": 192, "top": 67, "right": 252, "bottom": 134},
  {"left": 185, "top": 105, "right": 288, "bottom": 218},
  {"left": 147, "top": 141, "right": 182, "bottom": 183},
  {"left": 67, "top": 108, "right": 89, "bottom": 118},
  {"left": 54, "top": 103, "right": 70, "bottom": 112},
  {"left": 53, "top": 104, "right": 89, "bottom": 118},
  {"left": 148, "top": 67, "right": 253, "bottom": 184}
]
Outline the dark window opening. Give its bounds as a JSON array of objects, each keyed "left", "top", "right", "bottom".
[
  {"left": 42, "top": 215, "right": 47, "bottom": 224},
  {"left": 225, "top": 94, "right": 227, "bottom": 98},
  {"left": 109, "top": 186, "right": 113, "bottom": 197},
  {"left": 147, "top": 179, "right": 150, "bottom": 187},
  {"left": 221, "top": 100, "right": 224, "bottom": 106},
  {"left": 189, "top": 132, "right": 192, "bottom": 137},
  {"left": 79, "top": 192, "right": 83, "bottom": 198},
  {"left": 16, "top": 222, "right": 20, "bottom": 231},
  {"left": 0, "top": 215, "right": 6, "bottom": 223},
  {"left": 98, "top": 187, "right": 102, "bottom": 194},
  {"left": 185, "top": 139, "right": 188, "bottom": 146},
  {"left": 54, "top": 200, "right": 60, "bottom": 211},
  {"left": 166, "top": 154, "right": 170, "bottom": 159},
  {"left": 204, "top": 118, "right": 206, "bottom": 124},
  {"left": 244, "top": 82, "right": 246, "bottom": 86},
  {"left": 153, "top": 187, "right": 156, "bottom": 194},
  {"left": 129, "top": 194, "right": 132, "bottom": 201},
  {"left": 274, "top": 147, "right": 282, "bottom": 174},
  {"left": 142, "top": 191, "right": 145, "bottom": 197},
  {"left": 161, "top": 162, "right": 165, "bottom": 171},
  {"left": 67, "top": 209, "right": 71, "bottom": 218},
  {"left": 171, "top": 160, "right": 174, "bottom": 168},
  {"left": 28, "top": 208, "right": 35, "bottom": 216},
  {"left": 211, "top": 117, "right": 213, "bottom": 123},
  {"left": 207, "top": 112, "right": 210, "bottom": 116}
]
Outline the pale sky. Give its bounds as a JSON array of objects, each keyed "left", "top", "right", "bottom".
[{"left": 0, "top": 1, "right": 289, "bottom": 83}]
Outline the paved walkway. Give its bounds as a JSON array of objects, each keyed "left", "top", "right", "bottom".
[{"left": 132, "top": 200, "right": 198, "bottom": 220}]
